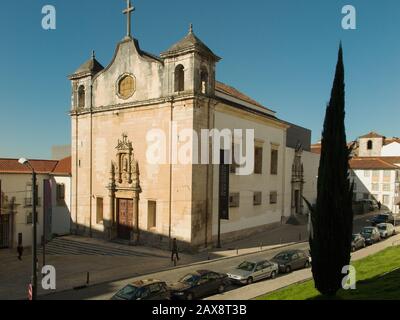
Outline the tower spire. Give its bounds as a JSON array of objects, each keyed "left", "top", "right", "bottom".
[{"left": 123, "top": 0, "right": 135, "bottom": 38}]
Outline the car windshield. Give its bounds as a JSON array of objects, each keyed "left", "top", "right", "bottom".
[
  {"left": 378, "top": 225, "right": 387, "bottom": 230},
  {"left": 378, "top": 215, "right": 388, "bottom": 219},
  {"left": 237, "top": 261, "right": 256, "bottom": 271},
  {"left": 362, "top": 228, "right": 373, "bottom": 234},
  {"left": 179, "top": 274, "right": 200, "bottom": 285},
  {"left": 274, "top": 253, "right": 291, "bottom": 261},
  {"left": 115, "top": 285, "right": 143, "bottom": 300}
]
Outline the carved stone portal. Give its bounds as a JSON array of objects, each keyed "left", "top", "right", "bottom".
[
  {"left": 291, "top": 142, "right": 305, "bottom": 216},
  {"left": 107, "top": 134, "right": 141, "bottom": 243}
]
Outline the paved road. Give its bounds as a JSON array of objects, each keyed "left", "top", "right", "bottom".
[
  {"left": 207, "top": 230, "right": 400, "bottom": 300},
  {"left": 42, "top": 214, "right": 374, "bottom": 300}
]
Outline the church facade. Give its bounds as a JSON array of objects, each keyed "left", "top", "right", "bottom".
[{"left": 69, "top": 3, "right": 319, "bottom": 250}]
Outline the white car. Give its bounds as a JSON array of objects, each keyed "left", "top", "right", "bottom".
[
  {"left": 227, "top": 259, "right": 279, "bottom": 285},
  {"left": 377, "top": 223, "right": 396, "bottom": 238}
]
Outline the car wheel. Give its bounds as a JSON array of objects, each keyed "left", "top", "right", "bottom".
[
  {"left": 271, "top": 271, "right": 277, "bottom": 279},
  {"left": 285, "top": 266, "right": 292, "bottom": 273},
  {"left": 218, "top": 284, "right": 225, "bottom": 294},
  {"left": 186, "top": 293, "right": 194, "bottom": 301},
  {"left": 304, "top": 260, "right": 310, "bottom": 268},
  {"left": 246, "top": 277, "right": 253, "bottom": 285}
]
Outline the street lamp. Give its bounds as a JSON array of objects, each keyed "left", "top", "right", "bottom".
[{"left": 19, "top": 158, "right": 37, "bottom": 301}]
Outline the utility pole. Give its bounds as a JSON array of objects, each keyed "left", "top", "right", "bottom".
[
  {"left": 32, "top": 170, "right": 38, "bottom": 300},
  {"left": 19, "top": 158, "right": 38, "bottom": 300}
]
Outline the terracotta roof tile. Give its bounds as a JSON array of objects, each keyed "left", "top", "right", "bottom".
[
  {"left": 52, "top": 157, "right": 71, "bottom": 175},
  {"left": 349, "top": 157, "right": 400, "bottom": 170},
  {"left": 311, "top": 143, "right": 322, "bottom": 155},
  {"left": 384, "top": 138, "right": 400, "bottom": 146},
  {"left": 359, "top": 132, "right": 384, "bottom": 139},
  {"left": 215, "top": 81, "right": 274, "bottom": 112},
  {"left": 0, "top": 157, "right": 71, "bottom": 175}
]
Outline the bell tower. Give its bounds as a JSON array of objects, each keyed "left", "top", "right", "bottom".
[{"left": 161, "top": 24, "right": 221, "bottom": 97}]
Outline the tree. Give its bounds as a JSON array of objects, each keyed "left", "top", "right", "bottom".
[{"left": 306, "top": 44, "right": 354, "bottom": 296}]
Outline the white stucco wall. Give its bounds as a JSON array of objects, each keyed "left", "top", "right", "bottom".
[
  {"left": 0, "top": 173, "right": 45, "bottom": 248},
  {"left": 211, "top": 105, "right": 287, "bottom": 236},
  {"left": 358, "top": 137, "right": 384, "bottom": 157},
  {"left": 50, "top": 175, "right": 72, "bottom": 235},
  {"left": 351, "top": 169, "right": 400, "bottom": 214},
  {"left": 381, "top": 142, "right": 400, "bottom": 156}
]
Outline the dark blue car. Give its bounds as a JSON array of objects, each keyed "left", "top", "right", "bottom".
[{"left": 370, "top": 213, "right": 395, "bottom": 226}]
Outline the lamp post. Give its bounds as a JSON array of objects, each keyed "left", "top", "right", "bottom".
[{"left": 19, "top": 158, "right": 37, "bottom": 301}]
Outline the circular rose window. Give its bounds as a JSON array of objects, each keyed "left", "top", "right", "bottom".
[{"left": 117, "top": 74, "right": 135, "bottom": 99}]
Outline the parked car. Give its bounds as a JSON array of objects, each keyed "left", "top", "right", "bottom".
[
  {"left": 351, "top": 234, "right": 366, "bottom": 252},
  {"left": 369, "top": 213, "right": 395, "bottom": 226},
  {"left": 360, "top": 226, "right": 381, "bottom": 245},
  {"left": 111, "top": 279, "right": 170, "bottom": 300},
  {"left": 227, "top": 259, "right": 278, "bottom": 285},
  {"left": 359, "top": 199, "right": 379, "bottom": 211},
  {"left": 271, "top": 249, "right": 310, "bottom": 274},
  {"left": 168, "top": 270, "right": 228, "bottom": 300},
  {"left": 376, "top": 223, "right": 396, "bottom": 238}
]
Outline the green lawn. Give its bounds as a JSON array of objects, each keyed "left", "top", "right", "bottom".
[{"left": 257, "top": 246, "right": 400, "bottom": 300}]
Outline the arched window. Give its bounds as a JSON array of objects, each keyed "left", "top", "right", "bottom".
[
  {"left": 174, "top": 65, "right": 185, "bottom": 92},
  {"left": 367, "top": 140, "right": 373, "bottom": 150},
  {"left": 200, "top": 67, "right": 209, "bottom": 94},
  {"left": 78, "top": 85, "right": 85, "bottom": 109}
]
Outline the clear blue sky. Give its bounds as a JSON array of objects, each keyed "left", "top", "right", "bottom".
[{"left": 1, "top": 0, "right": 399, "bottom": 159}]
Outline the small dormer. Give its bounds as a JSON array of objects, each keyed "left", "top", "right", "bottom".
[
  {"left": 161, "top": 24, "right": 221, "bottom": 97},
  {"left": 69, "top": 51, "right": 104, "bottom": 111}
]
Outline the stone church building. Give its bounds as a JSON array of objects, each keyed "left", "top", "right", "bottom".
[{"left": 69, "top": 2, "right": 319, "bottom": 250}]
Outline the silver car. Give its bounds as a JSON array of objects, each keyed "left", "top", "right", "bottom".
[
  {"left": 377, "top": 223, "right": 396, "bottom": 238},
  {"left": 227, "top": 259, "right": 278, "bottom": 285}
]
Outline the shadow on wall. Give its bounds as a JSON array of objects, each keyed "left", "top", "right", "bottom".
[{"left": 351, "top": 173, "right": 391, "bottom": 215}]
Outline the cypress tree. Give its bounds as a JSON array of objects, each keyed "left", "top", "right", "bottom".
[{"left": 307, "top": 44, "right": 354, "bottom": 296}]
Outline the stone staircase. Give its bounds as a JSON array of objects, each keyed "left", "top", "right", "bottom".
[{"left": 38, "top": 236, "right": 166, "bottom": 258}]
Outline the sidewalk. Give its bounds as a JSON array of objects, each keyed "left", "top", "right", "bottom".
[
  {"left": 206, "top": 226, "right": 400, "bottom": 300},
  {"left": 0, "top": 210, "right": 379, "bottom": 300}
]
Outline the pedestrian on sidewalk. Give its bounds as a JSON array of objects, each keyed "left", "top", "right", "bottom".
[
  {"left": 17, "top": 233, "right": 24, "bottom": 261},
  {"left": 171, "top": 238, "right": 180, "bottom": 263},
  {"left": 17, "top": 244, "right": 24, "bottom": 261},
  {"left": 378, "top": 201, "right": 382, "bottom": 211}
]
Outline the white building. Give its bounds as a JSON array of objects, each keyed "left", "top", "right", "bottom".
[
  {"left": 312, "top": 132, "right": 400, "bottom": 214},
  {"left": 0, "top": 157, "right": 71, "bottom": 248},
  {"left": 350, "top": 157, "right": 400, "bottom": 214}
]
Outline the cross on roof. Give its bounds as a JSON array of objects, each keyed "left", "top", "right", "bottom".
[{"left": 123, "top": 0, "right": 135, "bottom": 38}]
